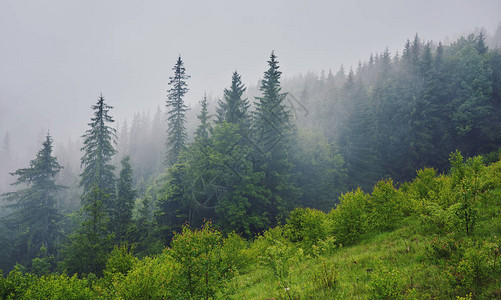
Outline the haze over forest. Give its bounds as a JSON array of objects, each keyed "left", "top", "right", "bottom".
[
  {"left": 2, "top": 1, "right": 501, "bottom": 298},
  {"left": 1, "top": 0, "right": 501, "bottom": 162}
]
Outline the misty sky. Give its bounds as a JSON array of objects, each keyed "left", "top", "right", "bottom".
[{"left": 1, "top": 0, "right": 500, "bottom": 146}]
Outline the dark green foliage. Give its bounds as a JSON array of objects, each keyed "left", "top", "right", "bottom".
[
  {"left": 253, "top": 51, "right": 299, "bottom": 222},
  {"left": 1, "top": 134, "right": 63, "bottom": 267},
  {"left": 195, "top": 93, "right": 211, "bottom": 141},
  {"left": 216, "top": 71, "right": 251, "bottom": 129},
  {"left": 63, "top": 95, "right": 117, "bottom": 276},
  {"left": 166, "top": 55, "right": 190, "bottom": 166},
  {"left": 154, "top": 163, "right": 191, "bottom": 244},
  {"left": 112, "top": 156, "right": 136, "bottom": 243},
  {"left": 80, "top": 95, "right": 117, "bottom": 204},
  {"left": 290, "top": 128, "right": 347, "bottom": 211},
  {"left": 62, "top": 186, "right": 114, "bottom": 276},
  {"left": 182, "top": 122, "right": 271, "bottom": 236}
]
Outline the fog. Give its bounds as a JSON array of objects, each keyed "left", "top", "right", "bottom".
[{"left": 0, "top": 0, "right": 500, "bottom": 177}]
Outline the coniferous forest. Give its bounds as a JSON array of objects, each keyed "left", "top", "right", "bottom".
[{"left": 1, "top": 30, "right": 501, "bottom": 298}]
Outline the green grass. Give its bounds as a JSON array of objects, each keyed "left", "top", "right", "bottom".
[{"left": 227, "top": 180, "right": 501, "bottom": 299}]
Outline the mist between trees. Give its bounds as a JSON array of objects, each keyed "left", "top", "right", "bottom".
[{"left": 0, "top": 30, "right": 501, "bottom": 278}]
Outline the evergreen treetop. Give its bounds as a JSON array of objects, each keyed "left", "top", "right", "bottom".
[
  {"left": 166, "top": 55, "right": 190, "bottom": 166},
  {"left": 195, "top": 93, "right": 211, "bottom": 141},
  {"left": 80, "top": 94, "right": 117, "bottom": 199},
  {"left": 2, "top": 134, "right": 63, "bottom": 264},
  {"left": 216, "top": 71, "right": 250, "bottom": 127}
]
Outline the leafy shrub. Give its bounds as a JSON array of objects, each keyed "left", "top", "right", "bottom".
[
  {"left": 368, "top": 179, "right": 403, "bottom": 232},
  {"left": 104, "top": 245, "right": 138, "bottom": 277},
  {"left": 169, "top": 221, "right": 229, "bottom": 299},
  {"left": 312, "top": 236, "right": 338, "bottom": 256},
  {"left": 256, "top": 226, "right": 304, "bottom": 297},
  {"left": 107, "top": 251, "right": 177, "bottom": 299},
  {"left": 330, "top": 188, "right": 369, "bottom": 246},
  {"left": 450, "top": 243, "right": 491, "bottom": 295},
  {"left": 285, "top": 207, "right": 329, "bottom": 255},
  {"left": 449, "top": 152, "right": 484, "bottom": 236},
  {"left": 22, "top": 274, "right": 93, "bottom": 300},
  {"left": 419, "top": 202, "right": 463, "bottom": 234},
  {"left": 368, "top": 266, "right": 405, "bottom": 300},
  {"left": 426, "top": 235, "right": 461, "bottom": 261},
  {"left": 0, "top": 264, "right": 35, "bottom": 299},
  {"left": 221, "top": 232, "right": 250, "bottom": 273},
  {"left": 406, "top": 168, "right": 440, "bottom": 213}
]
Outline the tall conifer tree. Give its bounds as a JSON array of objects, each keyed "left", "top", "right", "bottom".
[
  {"left": 195, "top": 93, "right": 211, "bottom": 141},
  {"left": 253, "top": 51, "right": 298, "bottom": 221},
  {"left": 166, "top": 56, "right": 190, "bottom": 166},
  {"left": 80, "top": 94, "right": 117, "bottom": 207},
  {"left": 2, "top": 134, "right": 63, "bottom": 266},
  {"left": 113, "top": 156, "right": 136, "bottom": 243},
  {"left": 63, "top": 95, "right": 117, "bottom": 276},
  {"left": 216, "top": 71, "right": 250, "bottom": 128}
]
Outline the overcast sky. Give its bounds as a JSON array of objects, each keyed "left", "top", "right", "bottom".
[{"left": 1, "top": 0, "right": 500, "bottom": 145}]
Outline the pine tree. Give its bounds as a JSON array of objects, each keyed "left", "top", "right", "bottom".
[
  {"left": 253, "top": 51, "right": 298, "bottom": 221},
  {"left": 80, "top": 94, "right": 117, "bottom": 208},
  {"left": 166, "top": 55, "right": 190, "bottom": 166},
  {"left": 63, "top": 95, "right": 117, "bottom": 276},
  {"left": 62, "top": 185, "right": 113, "bottom": 276},
  {"left": 154, "top": 163, "right": 191, "bottom": 244},
  {"left": 254, "top": 52, "right": 290, "bottom": 153},
  {"left": 2, "top": 134, "right": 63, "bottom": 267},
  {"left": 216, "top": 71, "right": 251, "bottom": 128},
  {"left": 195, "top": 93, "right": 211, "bottom": 141},
  {"left": 477, "top": 31, "right": 488, "bottom": 55},
  {"left": 113, "top": 156, "right": 136, "bottom": 243}
]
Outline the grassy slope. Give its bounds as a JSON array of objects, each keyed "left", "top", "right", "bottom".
[{"left": 228, "top": 159, "right": 501, "bottom": 299}]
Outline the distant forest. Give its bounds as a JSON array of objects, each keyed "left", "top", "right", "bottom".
[{"left": 0, "top": 30, "right": 500, "bottom": 277}]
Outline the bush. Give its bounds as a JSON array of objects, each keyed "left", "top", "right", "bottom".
[
  {"left": 330, "top": 188, "right": 369, "bottom": 246},
  {"left": 426, "top": 235, "right": 461, "bottom": 261},
  {"left": 368, "top": 266, "right": 405, "bottom": 300},
  {"left": 407, "top": 168, "right": 440, "bottom": 213},
  {"left": 104, "top": 245, "right": 138, "bottom": 278},
  {"left": 256, "top": 226, "right": 304, "bottom": 297},
  {"left": 169, "top": 221, "right": 229, "bottom": 299},
  {"left": 221, "top": 232, "right": 250, "bottom": 272},
  {"left": 450, "top": 243, "right": 491, "bottom": 296},
  {"left": 449, "top": 152, "right": 484, "bottom": 236},
  {"left": 368, "top": 179, "right": 403, "bottom": 232},
  {"left": 285, "top": 207, "right": 329, "bottom": 255},
  {"left": 419, "top": 202, "right": 464, "bottom": 234},
  {"left": 22, "top": 274, "right": 93, "bottom": 300},
  {"left": 0, "top": 264, "right": 35, "bottom": 299},
  {"left": 107, "top": 252, "right": 177, "bottom": 299}
]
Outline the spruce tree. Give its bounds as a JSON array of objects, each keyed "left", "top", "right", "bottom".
[
  {"left": 63, "top": 95, "right": 116, "bottom": 276},
  {"left": 253, "top": 51, "right": 298, "bottom": 222},
  {"left": 113, "top": 156, "right": 136, "bottom": 243},
  {"left": 80, "top": 94, "right": 117, "bottom": 207},
  {"left": 2, "top": 134, "right": 63, "bottom": 266},
  {"left": 216, "top": 71, "right": 250, "bottom": 128},
  {"left": 195, "top": 93, "right": 211, "bottom": 141},
  {"left": 166, "top": 55, "right": 190, "bottom": 166}
]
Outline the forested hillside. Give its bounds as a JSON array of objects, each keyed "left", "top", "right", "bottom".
[
  {"left": 1, "top": 149, "right": 500, "bottom": 299},
  {"left": 1, "top": 30, "right": 501, "bottom": 299}
]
